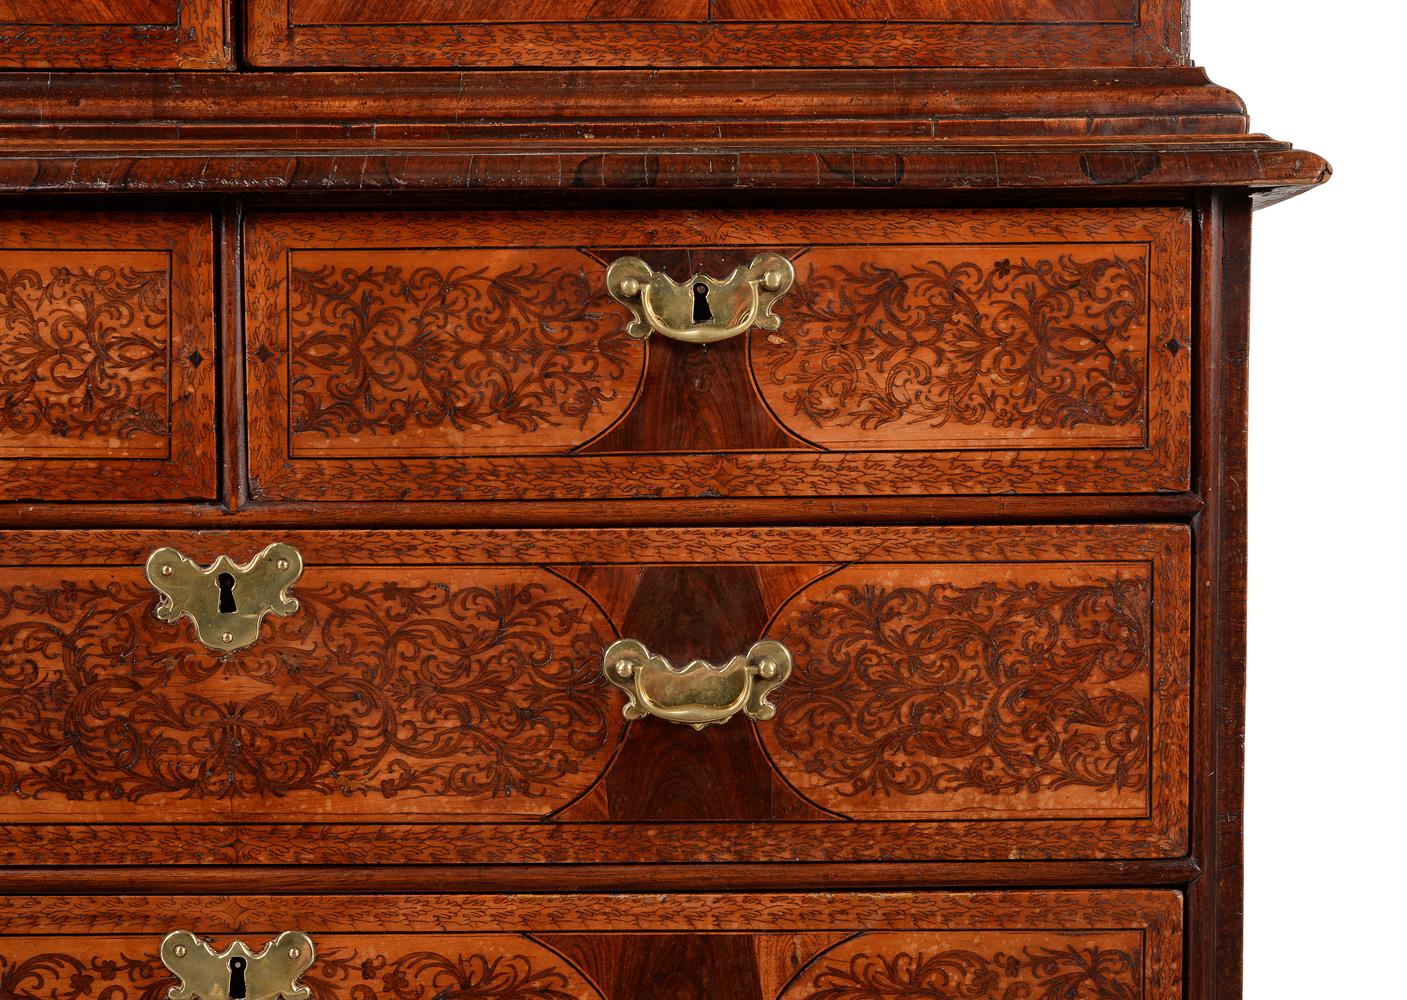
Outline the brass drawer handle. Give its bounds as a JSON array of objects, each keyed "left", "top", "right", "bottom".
[
  {"left": 161, "top": 930, "right": 315, "bottom": 1000},
  {"left": 602, "top": 638, "right": 793, "bottom": 730},
  {"left": 145, "top": 543, "right": 303, "bottom": 652},
  {"left": 606, "top": 253, "right": 795, "bottom": 344}
]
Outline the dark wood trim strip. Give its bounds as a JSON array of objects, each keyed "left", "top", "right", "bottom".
[
  {"left": 0, "top": 145, "right": 1328, "bottom": 200},
  {"left": 1187, "top": 192, "right": 1252, "bottom": 1000},
  {"left": 0, "top": 859, "right": 1201, "bottom": 895},
  {"left": 0, "top": 494, "right": 1204, "bottom": 529},
  {"left": 0, "top": 68, "right": 1235, "bottom": 121},
  {"left": 218, "top": 198, "right": 248, "bottom": 511}
]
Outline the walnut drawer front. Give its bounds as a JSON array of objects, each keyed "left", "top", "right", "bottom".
[
  {"left": 0, "top": 525, "right": 1188, "bottom": 866},
  {"left": 0, "top": 890, "right": 1183, "bottom": 1000},
  {"left": 244, "top": 0, "right": 1186, "bottom": 69},
  {"left": 0, "top": 212, "right": 216, "bottom": 501},
  {"left": 244, "top": 207, "right": 1191, "bottom": 503}
]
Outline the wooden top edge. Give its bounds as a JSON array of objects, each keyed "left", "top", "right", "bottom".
[
  {"left": 0, "top": 138, "right": 1330, "bottom": 197},
  {"left": 0, "top": 67, "right": 1243, "bottom": 122}
]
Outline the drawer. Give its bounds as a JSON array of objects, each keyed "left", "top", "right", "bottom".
[
  {"left": 0, "top": 890, "right": 1183, "bottom": 1000},
  {"left": 0, "top": 525, "right": 1188, "bottom": 865},
  {"left": 244, "top": 207, "right": 1191, "bottom": 503},
  {"left": 0, "top": 212, "right": 216, "bottom": 501},
  {"left": 244, "top": 0, "right": 1184, "bottom": 69},
  {"left": 0, "top": 0, "right": 227, "bottom": 69}
]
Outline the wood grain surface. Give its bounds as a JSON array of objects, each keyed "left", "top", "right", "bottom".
[
  {"left": 0, "top": 212, "right": 216, "bottom": 502},
  {"left": 246, "top": 0, "right": 1185, "bottom": 68},
  {"left": 0, "top": 0, "right": 226, "bottom": 69},
  {"left": 244, "top": 207, "right": 1190, "bottom": 503},
  {"left": 0, "top": 524, "right": 1188, "bottom": 865},
  {"left": 0, "top": 890, "right": 1183, "bottom": 1000}
]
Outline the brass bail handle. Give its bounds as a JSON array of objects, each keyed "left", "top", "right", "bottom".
[
  {"left": 601, "top": 638, "right": 793, "bottom": 730},
  {"left": 160, "top": 930, "right": 315, "bottom": 1000},
  {"left": 145, "top": 543, "right": 304, "bottom": 652},
  {"left": 605, "top": 252, "right": 795, "bottom": 344}
]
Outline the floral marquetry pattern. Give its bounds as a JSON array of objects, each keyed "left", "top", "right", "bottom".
[
  {"left": 779, "top": 933, "right": 1144, "bottom": 1000},
  {"left": 245, "top": 209, "right": 1189, "bottom": 500},
  {"left": 307, "top": 946, "right": 601, "bottom": 1000},
  {"left": 762, "top": 562, "right": 1153, "bottom": 819},
  {"left": 0, "top": 566, "right": 621, "bottom": 820},
  {"left": 286, "top": 251, "right": 643, "bottom": 456},
  {"left": 752, "top": 247, "right": 1149, "bottom": 450},
  {"left": 0, "top": 938, "right": 602, "bottom": 1000},
  {"left": 0, "top": 256, "right": 171, "bottom": 456}
]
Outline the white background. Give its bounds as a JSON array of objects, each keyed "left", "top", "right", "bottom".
[{"left": 1197, "top": 4, "right": 1407, "bottom": 993}]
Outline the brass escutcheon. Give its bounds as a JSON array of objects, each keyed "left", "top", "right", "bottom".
[
  {"left": 145, "top": 543, "right": 303, "bottom": 652},
  {"left": 605, "top": 253, "right": 795, "bottom": 344},
  {"left": 160, "top": 930, "right": 315, "bottom": 1000},
  {"left": 602, "top": 638, "right": 793, "bottom": 730}
]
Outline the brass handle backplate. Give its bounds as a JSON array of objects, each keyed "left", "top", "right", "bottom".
[
  {"left": 145, "top": 543, "right": 303, "bottom": 652},
  {"left": 606, "top": 253, "right": 795, "bottom": 344},
  {"left": 161, "top": 930, "right": 314, "bottom": 1000},
  {"left": 602, "top": 638, "right": 793, "bottom": 730}
]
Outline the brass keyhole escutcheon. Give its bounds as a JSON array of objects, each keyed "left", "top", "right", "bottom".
[
  {"left": 160, "top": 931, "right": 314, "bottom": 1000},
  {"left": 145, "top": 543, "right": 304, "bottom": 652}
]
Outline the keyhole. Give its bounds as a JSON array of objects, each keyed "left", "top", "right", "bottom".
[
  {"left": 216, "top": 572, "right": 238, "bottom": 614},
  {"left": 692, "top": 283, "right": 712, "bottom": 323},
  {"left": 228, "top": 956, "right": 247, "bottom": 999}
]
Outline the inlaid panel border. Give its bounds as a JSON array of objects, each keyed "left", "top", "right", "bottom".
[
  {"left": 0, "top": 525, "right": 1189, "bottom": 865},
  {"left": 247, "top": 0, "right": 1185, "bottom": 68},
  {"left": 0, "top": 0, "right": 228, "bottom": 69},
  {"left": 0, "top": 212, "right": 217, "bottom": 501},
  {"left": 244, "top": 207, "right": 1191, "bottom": 502}
]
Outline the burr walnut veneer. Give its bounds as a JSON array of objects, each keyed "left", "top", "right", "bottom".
[{"left": 0, "top": 4, "right": 1324, "bottom": 1000}]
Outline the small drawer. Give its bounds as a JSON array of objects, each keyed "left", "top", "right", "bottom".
[
  {"left": 0, "top": 0, "right": 227, "bottom": 69},
  {"left": 244, "top": 0, "right": 1182, "bottom": 69},
  {"left": 0, "top": 524, "right": 1188, "bottom": 865},
  {"left": 244, "top": 207, "right": 1191, "bottom": 503},
  {"left": 0, "top": 889, "right": 1183, "bottom": 1000},
  {"left": 0, "top": 212, "right": 216, "bottom": 501}
]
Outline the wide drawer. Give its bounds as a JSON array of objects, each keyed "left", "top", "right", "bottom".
[
  {"left": 0, "top": 890, "right": 1183, "bottom": 1000},
  {"left": 244, "top": 207, "right": 1191, "bottom": 503},
  {"left": 0, "top": 212, "right": 216, "bottom": 501},
  {"left": 244, "top": 0, "right": 1184, "bottom": 69},
  {"left": 0, "top": 525, "right": 1189, "bottom": 865}
]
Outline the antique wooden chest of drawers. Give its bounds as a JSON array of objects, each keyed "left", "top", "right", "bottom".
[{"left": 0, "top": 3, "right": 1326, "bottom": 999}]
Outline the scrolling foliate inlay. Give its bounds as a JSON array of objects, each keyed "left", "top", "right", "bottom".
[
  {"left": 752, "top": 247, "right": 1149, "bottom": 450},
  {"left": 0, "top": 939, "right": 601, "bottom": 1000},
  {"left": 0, "top": 568, "right": 620, "bottom": 819},
  {"left": 779, "top": 933, "right": 1144, "bottom": 1000},
  {"left": 761, "top": 563, "right": 1152, "bottom": 819},
  {"left": 286, "top": 253, "right": 643, "bottom": 456},
  {"left": 0, "top": 258, "right": 171, "bottom": 457}
]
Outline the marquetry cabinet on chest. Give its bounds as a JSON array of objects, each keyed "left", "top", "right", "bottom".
[{"left": 0, "top": 3, "right": 1326, "bottom": 999}]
